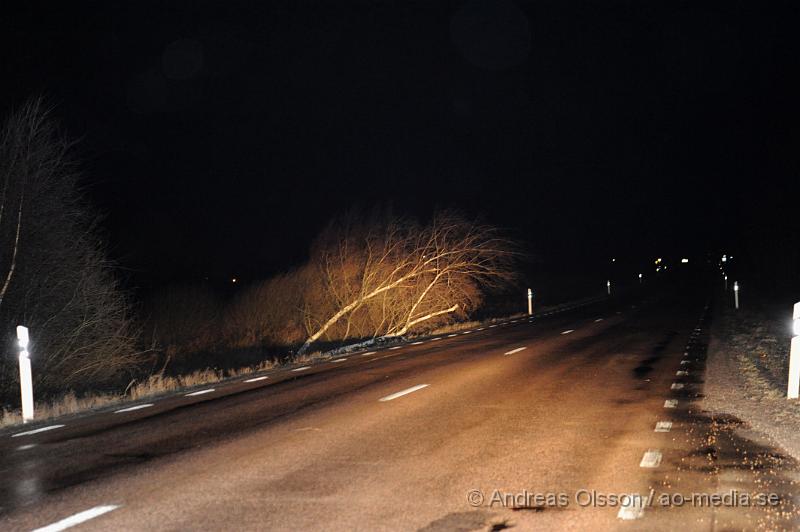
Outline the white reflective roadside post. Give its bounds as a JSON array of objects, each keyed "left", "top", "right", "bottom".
[
  {"left": 607, "top": 280, "right": 611, "bottom": 295},
  {"left": 734, "top": 281, "right": 739, "bottom": 309},
  {"left": 787, "top": 302, "right": 800, "bottom": 399},
  {"left": 638, "top": 273, "right": 642, "bottom": 284},
  {"left": 17, "top": 325, "right": 34, "bottom": 423},
  {"left": 527, "top": 288, "right": 533, "bottom": 316},
  {"left": 724, "top": 274, "right": 728, "bottom": 291}
]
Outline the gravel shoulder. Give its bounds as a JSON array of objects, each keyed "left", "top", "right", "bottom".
[{"left": 703, "top": 295, "right": 800, "bottom": 460}]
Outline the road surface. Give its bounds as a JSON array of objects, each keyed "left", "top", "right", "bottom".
[{"left": 1, "top": 290, "right": 797, "bottom": 530}]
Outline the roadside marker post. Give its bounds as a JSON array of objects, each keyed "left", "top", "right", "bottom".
[
  {"left": 724, "top": 274, "right": 728, "bottom": 291},
  {"left": 734, "top": 281, "right": 739, "bottom": 309},
  {"left": 787, "top": 302, "right": 800, "bottom": 399},
  {"left": 17, "top": 325, "right": 34, "bottom": 423},
  {"left": 607, "top": 280, "right": 611, "bottom": 296},
  {"left": 527, "top": 288, "right": 533, "bottom": 316},
  {"left": 638, "top": 273, "right": 642, "bottom": 284}
]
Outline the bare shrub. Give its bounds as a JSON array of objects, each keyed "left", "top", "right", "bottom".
[
  {"left": 222, "top": 271, "right": 308, "bottom": 348},
  {"left": 143, "top": 284, "right": 221, "bottom": 358}
]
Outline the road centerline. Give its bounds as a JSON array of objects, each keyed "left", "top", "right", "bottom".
[{"left": 378, "top": 384, "right": 430, "bottom": 402}]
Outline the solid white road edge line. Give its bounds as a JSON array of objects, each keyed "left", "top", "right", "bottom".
[
  {"left": 11, "top": 424, "right": 65, "bottom": 438},
  {"left": 114, "top": 403, "right": 154, "bottom": 414},
  {"left": 244, "top": 376, "right": 269, "bottom": 382},
  {"left": 379, "top": 384, "right": 429, "bottom": 402},
  {"left": 331, "top": 358, "right": 347, "bottom": 363},
  {"left": 504, "top": 347, "right": 527, "bottom": 356},
  {"left": 291, "top": 366, "right": 311, "bottom": 372},
  {"left": 33, "top": 504, "right": 120, "bottom": 532},
  {"left": 361, "top": 351, "right": 377, "bottom": 356},
  {"left": 640, "top": 450, "right": 662, "bottom": 468}
]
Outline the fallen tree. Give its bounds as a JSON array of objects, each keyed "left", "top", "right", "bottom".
[{"left": 298, "top": 210, "right": 518, "bottom": 354}]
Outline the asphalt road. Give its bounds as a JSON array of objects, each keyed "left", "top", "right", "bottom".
[{"left": 1, "top": 290, "right": 797, "bottom": 531}]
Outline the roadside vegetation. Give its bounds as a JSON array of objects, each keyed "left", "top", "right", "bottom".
[{"left": 0, "top": 101, "right": 527, "bottom": 426}]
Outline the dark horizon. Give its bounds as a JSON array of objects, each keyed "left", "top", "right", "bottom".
[{"left": 3, "top": 1, "right": 798, "bottom": 288}]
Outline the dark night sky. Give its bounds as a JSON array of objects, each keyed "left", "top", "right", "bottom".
[{"left": 2, "top": 1, "right": 799, "bottom": 288}]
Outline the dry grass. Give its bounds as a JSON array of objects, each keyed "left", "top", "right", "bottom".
[{"left": 0, "top": 358, "right": 278, "bottom": 430}]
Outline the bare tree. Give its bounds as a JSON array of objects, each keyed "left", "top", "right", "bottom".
[
  {"left": 298, "top": 211, "right": 517, "bottom": 354},
  {"left": 0, "top": 99, "right": 142, "bottom": 401}
]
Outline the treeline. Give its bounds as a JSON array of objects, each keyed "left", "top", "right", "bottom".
[{"left": 145, "top": 210, "right": 518, "bottom": 364}]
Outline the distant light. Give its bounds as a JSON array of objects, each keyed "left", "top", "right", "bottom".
[
  {"left": 638, "top": 273, "right": 642, "bottom": 279},
  {"left": 722, "top": 255, "right": 727, "bottom": 262},
  {"left": 231, "top": 278, "right": 238, "bottom": 284},
  {"left": 611, "top": 258, "right": 616, "bottom": 262},
  {"left": 681, "top": 258, "right": 689, "bottom": 263}
]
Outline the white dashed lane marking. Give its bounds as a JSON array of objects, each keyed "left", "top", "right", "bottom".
[
  {"left": 185, "top": 388, "right": 215, "bottom": 397},
  {"left": 361, "top": 351, "right": 377, "bottom": 356},
  {"left": 639, "top": 450, "right": 662, "bottom": 468},
  {"left": 33, "top": 504, "right": 120, "bottom": 532},
  {"left": 447, "top": 334, "right": 458, "bottom": 338},
  {"left": 389, "top": 346, "right": 403, "bottom": 350},
  {"left": 504, "top": 347, "right": 527, "bottom": 356},
  {"left": 244, "top": 376, "right": 269, "bottom": 382},
  {"left": 114, "top": 403, "right": 154, "bottom": 414},
  {"left": 594, "top": 318, "right": 604, "bottom": 322},
  {"left": 331, "top": 358, "right": 347, "bottom": 363},
  {"left": 12, "top": 424, "right": 65, "bottom": 438},
  {"left": 291, "top": 366, "right": 311, "bottom": 372},
  {"left": 654, "top": 421, "right": 673, "bottom": 432},
  {"left": 676, "top": 370, "right": 688, "bottom": 376},
  {"left": 561, "top": 329, "right": 575, "bottom": 335},
  {"left": 379, "top": 384, "right": 429, "bottom": 402},
  {"left": 671, "top": 383, "right": 684, "bottom": 390},
  {"left": 664, "top": 399, "right": 678, "bottom": 408},
  {"left": 617, "top": 495, "right": 648, "bottom": 520}
]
